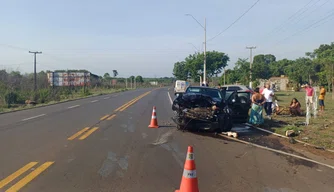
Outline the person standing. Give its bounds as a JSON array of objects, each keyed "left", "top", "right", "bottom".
[
  {"left": 262, "top": 82, "right": 274, "bottom": 119},
  {"left": 249, "top": 87, "right": 266, "bottom": 126},
  {"left": 319, "top": 85, "right": 326, "bottom": 112},
  {"left": 302, "top": 83, "right": 314, "bottom": 106}
]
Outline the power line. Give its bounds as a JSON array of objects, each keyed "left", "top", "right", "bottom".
[
  {"left": 0, "top": 44, "right": 30, "bottom": 52},
  {"left": 265, "top": 0, "right": 315, "bottom": 37},
  {"left": 0, "top": 62, "right": 31, "bottom": 66},
  {"left": 279, "top": 0, "right": 323, "bottom": 33},
  {"left": 207, "top": 0, "right": 260, "bottom": 42},
  {"left": 272, "top": 9, "right": 334, "bottom": 47},
  {"left": 290, "top": 0, "right": 330, "bottom": 26}
]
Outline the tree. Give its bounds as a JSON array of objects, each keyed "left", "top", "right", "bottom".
[
  {"left": 282, "top": 57, "right": 314, "bottom": 85},
  {"left": 269, "top": 59, "right": 293, "bottom": 77},
  {"left": 112, "top": 70, "right": 118, "bottom": 77},
  {"left": 252, "top": 54, "right": 275, "bottom": 80},
  {"left": 307, "top": 43, "right": 334, "bottom": 90},
  {"left": 135, "top": 75, "right": 144, "bottom": 83},
  {"left": 175, "top": 51, "right": 229, "bottom": 82},
  {"left": 172, "top": 61, "right": 188, "bottom": 80},
  {"left": 229, "top": 58, "right": 250, "bottom": 85},
  {"left": 129, "top": 76, "right": 135, "bottom": 82},
  {"left": 103, "top": 73, "right": 111, "bottom": 79}
]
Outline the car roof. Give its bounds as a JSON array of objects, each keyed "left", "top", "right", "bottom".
[
  {"left": 222, "top": 84, "right": 249, "bottom": 88},
  {"left": 187, "top": 86, "right": 220, "bottom": 90}
]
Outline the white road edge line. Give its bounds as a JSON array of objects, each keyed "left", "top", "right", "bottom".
[
  {"left": 91, "top": 100, "right": 99, "bottom": 103},
  {"left": 167, "top": 92, "right": 173, "bottom": 105},
  {"left": 68, "top": 105, "right": 80, "bottom": 109},
  {"left": 22, "top": 114, "right": 46, "bottom": 121},
  {"left": 103, "top": 97, "right": 110, "bottom": 99},
  {"left": 219, "top": 134, "right": 334, "bottom": 170}
]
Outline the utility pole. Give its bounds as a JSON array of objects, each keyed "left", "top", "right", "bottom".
[
  {"left": 134, "top": 77, "right": 136, "bottom": 89},
  {"left": 203, "top": 17, "right": 207, "bottom": 85},
  {"left": 246, "top": 46, "right": 256, "bottom": 89},
  {"left": 126, "top": 78, "right": 128, "bottom": 89},
  {"left": 29, "top": 51, "right": 42, "bottom": 91},
  {"left": 224, "top": 67, "right": 226, "bottom": 85},
  {"left": 330, "top": 52, "right": 334, "bottom": 100}
]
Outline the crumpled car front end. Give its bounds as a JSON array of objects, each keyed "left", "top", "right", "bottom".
[{"left": 171, "top": 93, "right": 233, "bottom": 132}]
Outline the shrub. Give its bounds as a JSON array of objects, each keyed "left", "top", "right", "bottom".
[{"left": 4, "top": 91, "right": 18, "bottom": 107}]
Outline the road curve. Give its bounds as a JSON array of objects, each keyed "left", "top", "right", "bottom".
[{"left": 0, "top": 87, "right": 333, "bottom": 192}]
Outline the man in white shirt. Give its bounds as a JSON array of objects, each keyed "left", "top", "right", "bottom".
[{"left": 262, "top": 83, "right": 274, "bottom": 119}]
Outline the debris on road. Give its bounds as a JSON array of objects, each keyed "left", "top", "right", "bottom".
[
  {"left": 220, "top": 131, "right": 238, "bottom": 138},
  {"left": 285, "top": 130, "right": 296, "bottom": 137}
]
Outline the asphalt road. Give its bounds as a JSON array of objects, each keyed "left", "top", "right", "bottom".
[{"left": 0, "top": 87, "right": 334, "bottom": 192}]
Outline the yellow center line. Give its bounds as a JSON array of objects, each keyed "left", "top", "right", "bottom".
[
  {"left": 67, "top": 127, "right": 90, "bottom": 140},
  {"left": 78, "top": 127, "right": 99, "bottom": 140},
  {"left": 107, "top": 114, "right": 116, "bottom": 120},
  {"left": 119, "top": 93, "right": 148, "bottom": 111},
  {"left": 0, "top": 162, "right": 38, "bottom": 189},
  {"left": 100, "top": 115, "right": 110, "bottom": 121},
  {"left": 6, "top": 162, "right": 54, "bottom": 192},
  {"left": 119, "top": 96, "right": 144, "bottom": 111},
  {"left": 114, "top": 92, "right": 150, "bottom": 112},
  {"left": 119, "top": 92, "right": 151, "bottom": 111},
  {"left": 114, "top": 98, "right": 138, "bottom": 112}
]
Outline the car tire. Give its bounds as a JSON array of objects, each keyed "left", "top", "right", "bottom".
[{"left": 218, "top": 114, "right": 233, "bottom": 132}]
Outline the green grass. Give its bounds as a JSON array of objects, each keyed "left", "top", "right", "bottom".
[{"left": 263, "top": 91, "right": 334, "bottom": 149}]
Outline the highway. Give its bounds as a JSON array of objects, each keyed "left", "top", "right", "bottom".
[{"left": 0, "top": 87, "right": 334, "bottom": 192}]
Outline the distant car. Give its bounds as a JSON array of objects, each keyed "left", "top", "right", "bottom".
[
  {"left": 174, "top": 80, "right": 190, "bottom": 95},
  {"left": 221, "top": 84, "right": 253, "bottom": 104},
  {"left": 221, "top": 84, "right": 253, "bottom": 92}
]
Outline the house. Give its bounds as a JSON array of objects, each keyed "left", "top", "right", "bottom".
[{"left": 259, "top": 75, "right": 290, "bottom": 91}]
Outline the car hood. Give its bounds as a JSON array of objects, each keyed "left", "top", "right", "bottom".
[{"left": 173, "top": 93, "right": 222, "bottom": 108}]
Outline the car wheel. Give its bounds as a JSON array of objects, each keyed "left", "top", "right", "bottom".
[{"left": 218, "top": 114, "right": 233, "bottom": 132}]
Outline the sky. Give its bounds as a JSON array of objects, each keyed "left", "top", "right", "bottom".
[{"left": 0, "top": 0, "right": 333, "bottom": 78}]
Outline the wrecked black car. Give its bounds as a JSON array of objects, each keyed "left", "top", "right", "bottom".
[{"left": 171, "top": 86, "right": 234, "bottom": 133}]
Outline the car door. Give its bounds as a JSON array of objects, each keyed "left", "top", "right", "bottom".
[{"left": 225, "top": 90, "right": 251, "bottom": 123}]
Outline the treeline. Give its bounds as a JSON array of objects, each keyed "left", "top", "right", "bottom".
[
  {"left": 0, "top": 69, "right": 174, "bottom": 109},
  {"left": 226, "top": 42, "right": 334, "bottom": 89},
  {"left": 172, "top": 42, "right": 334, "bottom": 90}
]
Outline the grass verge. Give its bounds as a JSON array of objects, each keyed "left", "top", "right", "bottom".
[{"left": 260, "top": 91, "right": 334, "bottom": 149}]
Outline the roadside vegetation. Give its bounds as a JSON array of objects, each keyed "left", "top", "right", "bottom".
[{"left": 0, "top": 69, "right": 174, "bottom": 113}]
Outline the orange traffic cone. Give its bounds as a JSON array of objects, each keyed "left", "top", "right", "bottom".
[
  {"left": 175, "top": 146, "right": 199, "bottom": 192},
  {"left": 148, "top": 106, "right": 159, "bottom": 128}
]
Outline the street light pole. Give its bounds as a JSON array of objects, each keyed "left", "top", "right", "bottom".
[{"left": 186, "top": 14, "right": 206, "bottom": 84}]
